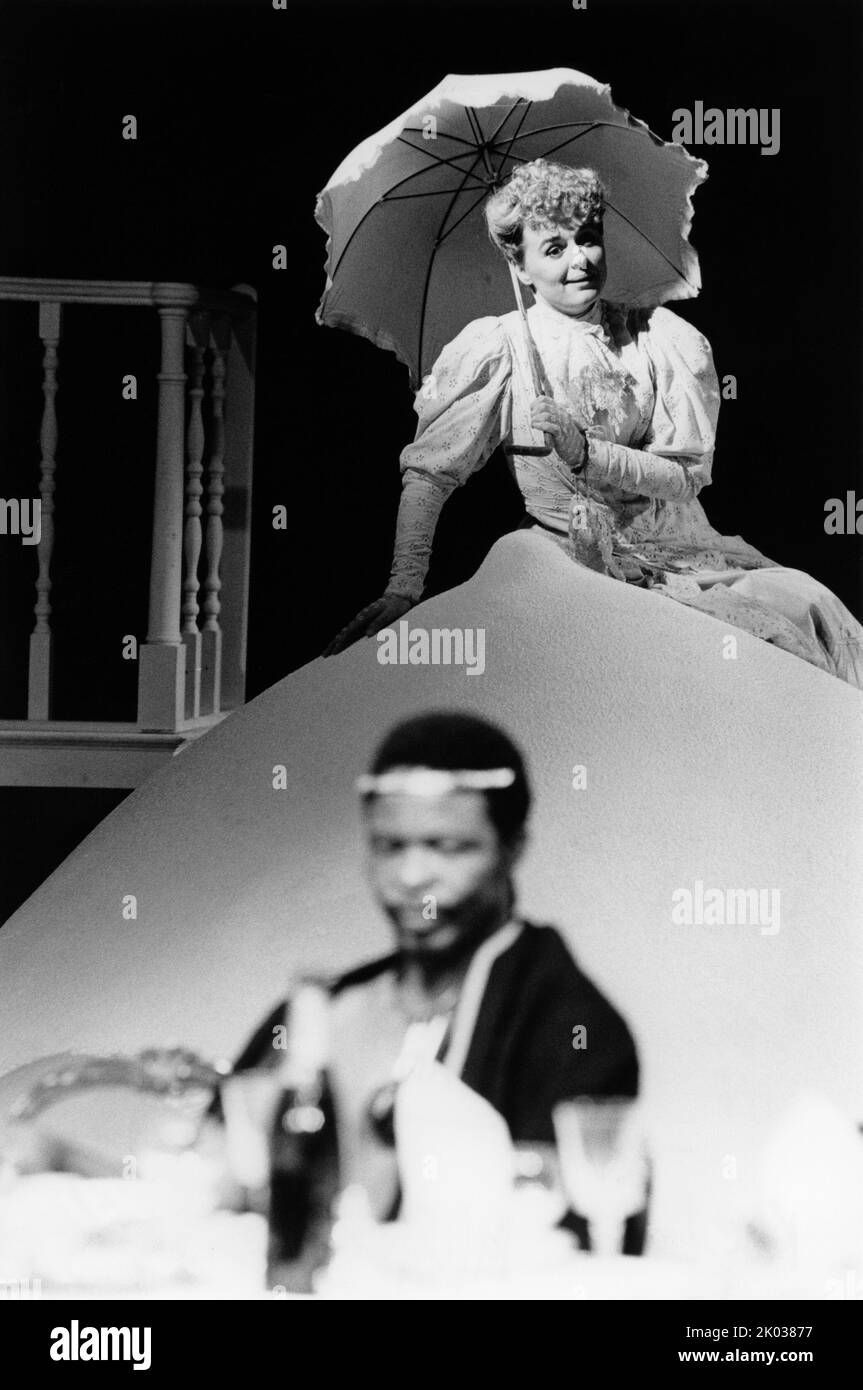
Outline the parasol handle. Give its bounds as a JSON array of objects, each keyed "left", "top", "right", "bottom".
[{"left": 503, "top": 260, "right": 553, "bottom": 457}]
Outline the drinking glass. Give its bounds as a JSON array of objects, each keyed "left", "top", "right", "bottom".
[{"left": 552, "top": 1097, "right": 648, "bottom": 1257}]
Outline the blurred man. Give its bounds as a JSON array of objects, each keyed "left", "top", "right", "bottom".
[{"left": 232, "top": 709, "right": 643, "bottom": 1250}]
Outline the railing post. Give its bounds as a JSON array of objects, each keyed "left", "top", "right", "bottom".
[
  {"left": 28, "top": 301, "right": 62, "bottom": 720},
  {"left": 138, "top": 299, "right": 188, "bottom": 732}
]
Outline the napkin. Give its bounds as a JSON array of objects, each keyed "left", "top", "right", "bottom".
[{"left": 395, "top": 1060, "right": 519, "bottom": 1275}]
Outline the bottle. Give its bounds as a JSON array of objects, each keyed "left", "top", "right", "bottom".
[{"left": 266, "top": 981, "right": 340, "bottom": 1293}]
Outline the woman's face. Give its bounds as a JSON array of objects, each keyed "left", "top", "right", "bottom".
[{"left": 515, "top": 217, "right": 607, "bottom": 317}]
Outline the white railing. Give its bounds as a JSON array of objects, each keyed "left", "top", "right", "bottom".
[{"left": 0, "top": 278, "right": 257, "bottom": 737}]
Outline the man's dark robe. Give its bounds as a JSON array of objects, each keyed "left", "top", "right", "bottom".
[{"left": 232, "top": 922, "right": 644, "bottom": 1250}]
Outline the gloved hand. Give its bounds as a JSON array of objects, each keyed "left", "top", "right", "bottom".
[{"left": 529, "top": 396, "right": 587, "bottom": 469}]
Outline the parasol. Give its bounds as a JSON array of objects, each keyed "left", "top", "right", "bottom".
[{"left": 315, "top": 67, "right": 708, "bottom": 398}]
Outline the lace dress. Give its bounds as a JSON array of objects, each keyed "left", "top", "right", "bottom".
[{"left": 383, "top": 296, "right": 863, "bottom": 688}]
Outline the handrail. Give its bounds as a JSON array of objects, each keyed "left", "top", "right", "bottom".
[{"left": 0, "top": 277, "right": 256, "bottom": 316}]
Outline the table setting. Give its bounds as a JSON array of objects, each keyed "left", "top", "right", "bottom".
[{"left": 0, "top": 1046, "right": 860, "bottom": 1301}]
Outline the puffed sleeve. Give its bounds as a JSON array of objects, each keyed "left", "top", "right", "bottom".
[
  {"left": 385, "top": 317, "right": 512, "bottom": 601},
  {"left": 583, "top": 306, "right": 720, "bottom": 503}
]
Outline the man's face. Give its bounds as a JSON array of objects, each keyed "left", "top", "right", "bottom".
[
  {"left": 364, "top": 790, "right": 519, "bottom": 961},
  {"left": 516, "top": 216, "right": 607, "bottom": 317}
]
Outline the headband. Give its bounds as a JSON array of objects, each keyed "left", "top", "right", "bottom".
[{"left": 356, "top": 766, "right": 516, "bottom": 797}]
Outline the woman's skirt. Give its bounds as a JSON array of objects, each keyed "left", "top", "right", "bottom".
[{"left": 526, "top": 512, "right": 863, "bottom": 690}]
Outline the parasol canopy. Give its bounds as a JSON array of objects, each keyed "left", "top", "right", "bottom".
[{"left": 315, "top": 67, "right": 708, "bottom": 388}]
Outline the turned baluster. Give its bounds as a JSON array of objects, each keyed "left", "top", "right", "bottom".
[
  {"left": 214, "top": 284, "right": 256, "bottom": 712},
  {"left": 181, "top": 315, "right": 208, "bottom": 720},
  {"left": 200, "top": 318, "right": 227, "bottom": 715},
  {"left": 28, "top": 301, "right": 62, "bottom": 720}
]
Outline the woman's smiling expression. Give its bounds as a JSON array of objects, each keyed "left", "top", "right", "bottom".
[{"left": 515, "top": 218, "right": 607, "bottom": 317}]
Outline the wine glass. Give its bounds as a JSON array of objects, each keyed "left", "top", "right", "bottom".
[{"left": 552, "top": 1097, "right": 648, "bottom": 1257}]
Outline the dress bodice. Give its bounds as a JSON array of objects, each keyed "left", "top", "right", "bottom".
[{"left": 385, "top": 298, "right": 772, "bottom": 601}]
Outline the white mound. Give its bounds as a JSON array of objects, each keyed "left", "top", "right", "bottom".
[{"left": 1, "top": 531, "right": 861, "bottom": 1261}]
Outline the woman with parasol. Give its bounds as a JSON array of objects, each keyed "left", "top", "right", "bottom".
[{"left": 321, "top": 82, "right": 863, "bottom": 686}]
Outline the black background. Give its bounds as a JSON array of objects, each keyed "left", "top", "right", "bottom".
[{"left": 0, "top": 0, "right": 861, "bottom": 915}]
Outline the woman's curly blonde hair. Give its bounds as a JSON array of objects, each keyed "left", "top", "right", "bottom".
[{"left": 484, "top": 160, "right": 607, "bottom": 265}]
